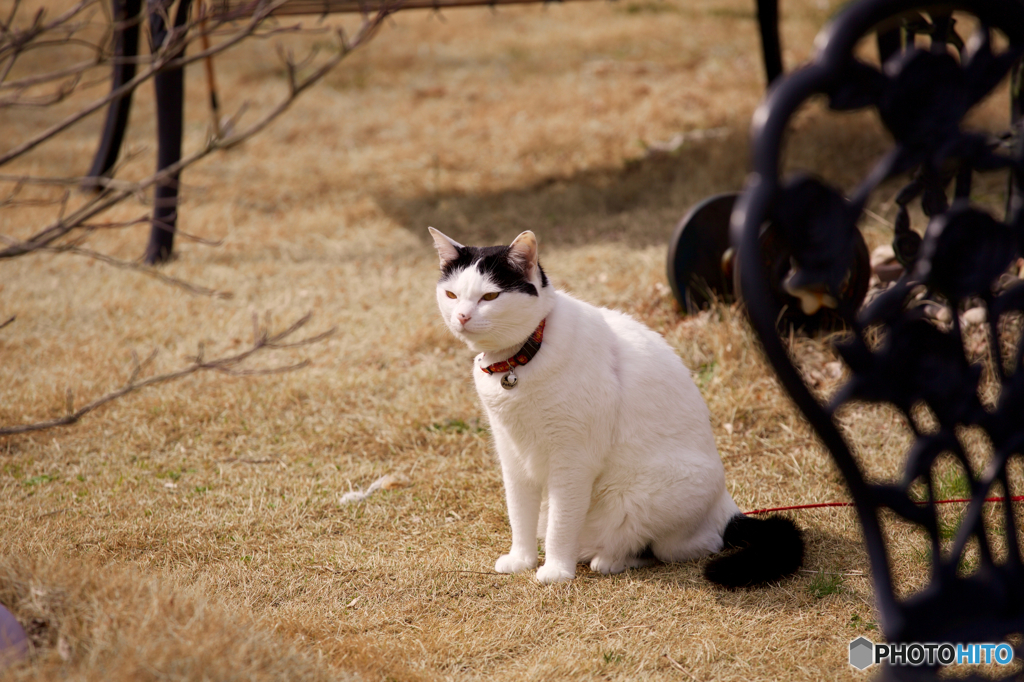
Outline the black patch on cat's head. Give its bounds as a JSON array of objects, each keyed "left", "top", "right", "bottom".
[
  {"left": 440, "top": 245, "right": 548, "bottom": 297},
  {"left": 439, "top": 246, "right": 478, "bottom": 281}
]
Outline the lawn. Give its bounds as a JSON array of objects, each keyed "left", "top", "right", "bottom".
[{"left": 0, "top": 0, "right": 1018, "bottom": 679}]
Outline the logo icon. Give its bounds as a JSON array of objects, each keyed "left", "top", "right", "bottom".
[{"left": 849, "top": 637, "right": 874, "bottom": 670}]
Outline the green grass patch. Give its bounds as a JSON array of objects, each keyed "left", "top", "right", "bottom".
[
  {"left": 695, "top": 360, "right": 717, "bottom": 388},
  {"left": 849, "top": 613, "right": 878, "bottom": 631},
  {"left": 619, "top": 1, "right": 678, "bottom": 14},
  {"left": 429, "top": 418, "right": 487, "bottom": 434},
  {"left": 807, "top": 571, "right": 844, "bottom": 599},
  {"left": 602, "top": 650, "right": 625, "bottom": 665}
]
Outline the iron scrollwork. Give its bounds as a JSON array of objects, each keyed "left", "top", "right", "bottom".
[{"left": 732, "top": 0, "right": 1024, "bottom": 678}]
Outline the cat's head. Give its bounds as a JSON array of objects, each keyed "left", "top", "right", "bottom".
[{"left": 429, "top": 227, "right": 553, "bottom": 353}]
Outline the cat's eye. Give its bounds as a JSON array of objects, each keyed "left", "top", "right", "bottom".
[
  {"left": 481, "top": 292, "right": 500, "bottom": 301},
  {"left": 445, "top": 291, "right": 457, "bottom": 299}
]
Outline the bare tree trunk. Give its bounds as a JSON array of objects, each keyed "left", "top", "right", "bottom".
[
  {"left": 84, "top": 0, "right": 144, "bottom": 187},
  {"left": 145, "top": 0, "right": 192, "bottom": 264}
]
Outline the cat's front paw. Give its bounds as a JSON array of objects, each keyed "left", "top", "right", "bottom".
[
  {"left": 535, "top": 562, "right": 576, "bottom": 584},
  {"left": 495, "top": 552, "right": 537, "bottom": 574}
]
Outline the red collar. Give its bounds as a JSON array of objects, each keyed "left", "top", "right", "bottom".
[{"left": 480, "top": 319, "right": 546, "bottom": 375}]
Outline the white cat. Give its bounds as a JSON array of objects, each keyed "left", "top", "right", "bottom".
[{"left": 429, "top": 227, "right": 803, "bottom": 586}]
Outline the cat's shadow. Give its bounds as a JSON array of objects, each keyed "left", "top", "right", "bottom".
[{"left": 576, "top": 525, "right": 869, "bottom": 612}]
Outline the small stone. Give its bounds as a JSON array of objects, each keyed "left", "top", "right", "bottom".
[
  {"left": 57, "top": 637, "right": 71, "bottom": 662},
  {"left": 998, "top": 273, "right": 1020, "bottom": 292},
  {"left": 380, "top": 475, "right": 410, "bottom": 491},
  {"left": 869, "top": 244, "right": 903, "bottom": 283},
  {"left": 923, "top": 303, "right": 951, "bottom": 323},
  {"left": 0, "top": 605, "right": 28, "bottom": 669},
  {"left": 870, "top": 244, "right": 896, "bottom": 269},
  {"left": 784, "top": 280, "right": 837, "bottom": 315},
  {"left": 962, "top": 307, "right": 986, "bottom": 326},
  {"left": 873, "top": 262, "right": 904, "bottom": 284}
]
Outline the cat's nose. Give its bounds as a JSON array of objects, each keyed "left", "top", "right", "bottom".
[{"left": 457, "top": 312, "right": 471, "bottom": 325}]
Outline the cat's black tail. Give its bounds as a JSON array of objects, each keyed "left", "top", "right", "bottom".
[{"left": 703, "top": 514, "right": 804, "bottom": 588}]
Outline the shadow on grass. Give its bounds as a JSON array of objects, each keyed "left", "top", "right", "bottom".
[
  {"left": 702, "top": 524, "right": 868, "bottom": 608},
  {"left": 377, "top": 128, "right": 751, "bottom": 250},
  {"left": 377, "top": 109, "right": 893, "bottom": 250},
  {"left": 575, "top": 523, "right": 869, "bottom": 607}
]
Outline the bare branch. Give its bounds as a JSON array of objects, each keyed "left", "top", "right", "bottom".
[
  {"left": 0, "top": 55, "right": 101, "bottom": 90},
  {"left": 0, "top": 0, "right": 388, "bottom": 440},
  {"left": 0, "top": 0, "right": 293, "bottom": 165},
  {"left": 212, "top": 359, "right": 311, "bottom": 375},
  {"left": 0, "top": 1, "right": 396, "bottom": 262},
  {"left": 0, "top": 0, "right": 101, "bottom": 63},
  {"left": 60, "top": 214, "right": 224, "bottom": 246},
  {"left": 0, "top": 316, "right": 14, "bottom": 331},
  {"left": 56, "top": 188, "right": 70, "bottom": 221},
  {"left": 0, "top": 0, "right": 393, "bottom": 146},
  {"left": 0, "top": 0, "right": 25, "bottom": 37},
  {"left": 128, "top": 348, "right": 159, "bottom": 384},
  {"left": 216, "top": 15, "right": 391, "bottom": 149},
  {"left": 0, "top": 73, "right": 83, "bottom": 108},
  {"left": 0, "top": 313, "right": 335, "bottom": 437},
  {"left": 41, "top": 243, "right": 233, "bottom": 298}
]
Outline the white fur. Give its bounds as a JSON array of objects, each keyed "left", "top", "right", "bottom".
[{"left": 431, "top": 229, "right": 740, "bottom": 584}]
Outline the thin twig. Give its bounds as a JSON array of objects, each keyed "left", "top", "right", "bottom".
[
  {"left": 0, "top": 0, "right": 293, "bottom": 166},
  {"left": 663, "top": 654, "right": 700, "bottom": 681},
  {"left": 222, "top": 457, "right": 281, "bottom": 464},
  {"left": 32, "top": 507, "right": 72, "bottom": 520},
  {"left": 0, "top": 0, "right": 396, "bottom": 264},
  {"left": 0, "top": 55, "right": 102, "bottom": 90},
  {"left": 0, "top": 314, "right": 335, "bottom": 437},
  {"left": 41, "top": 244, "right": 233, "bottom": 298}
]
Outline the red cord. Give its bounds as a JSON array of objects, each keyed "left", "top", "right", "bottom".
[{"left": 745, "top": 495, "right": 1024, "bottom": 515}]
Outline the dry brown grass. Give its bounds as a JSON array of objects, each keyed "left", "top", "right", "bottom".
[{"left": 1, "top": 0, "right": 1021, "bottom": 679}]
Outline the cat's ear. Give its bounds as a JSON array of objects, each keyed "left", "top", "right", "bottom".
[
  {"left": 508, "top": 230, "right": 539, "bottom": 277},
  {"left": 428, "top": 227, "right": 463, "bottom": 269}
]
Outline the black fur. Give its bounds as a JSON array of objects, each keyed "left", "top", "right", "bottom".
[
  {"left": 439, "top": 244, "right": 480, "bottom": 281},
  {"left": 703, "top": 514, "right": 804, "bottom": 588},
  {"left": 440, "top": 244, "right": 548, "bottom": 296}
]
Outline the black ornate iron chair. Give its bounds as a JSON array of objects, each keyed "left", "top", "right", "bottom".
[{"left": 732, "top": 0, "right": 1024, "bottom": 678}]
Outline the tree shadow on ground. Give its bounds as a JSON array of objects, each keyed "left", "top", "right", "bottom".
[
  {"left": 377, "top": 110, "right": 893, "bottom": 250},
  {"left": 378, "top": 128, "right": 751, "bottom": 250}
]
